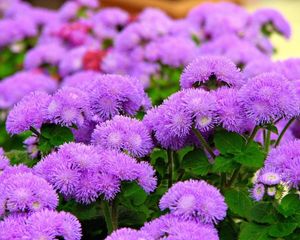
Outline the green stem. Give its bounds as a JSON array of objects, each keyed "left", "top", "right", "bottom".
[
  {"left": 264, "top": 130, "right": 271, "bottom": 154},
  {"left": 30, "top": 126, "right": 40, "bottom": 137},
  {"left": 275, "top": 118, "right": 296, "bottom": 147},
  {"left": 167, "top": 149, "right": 174, "bottom": 188},
  {"left": 228, "top": 165, "right": 241, "bottom": 187},
  {"left": 192, "top": 127, "right": 216, "bottom": 160},
  {"left": 221, "top": 173, "right": 226, "bottom": 192},
  {"left": 246, "top": 125, "right": 260, "bottom": 147},
  {"left": 102, "top": 200, "right": 113, "bottom": 234},
  {"left": 111, "top": 200, "right": 118, "bottom": 231}
]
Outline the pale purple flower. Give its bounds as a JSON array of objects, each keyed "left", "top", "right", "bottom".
[
  {"left": 243, "top": 59, "right": 276, "bottom": 79},
  {"left": 252, "top": 8, "right": 291, "bottom": 38},
  {"left": 106, "top": 228, "right": 152, "bottom": 240},
  {"left": 24, "top": 43, "right": 66, "bottom": 69},
  {"left": 214, "top": 88, "right": 252, "bottom": 133},
  {"left": 0, "top": 71, "right": 57, "bottom": 109},
  {"left": 180, "top": 56, "right": 242, "bottom": 89},
  {"left": 62, "top": 70, "right": 99, "bottom": 89},
  {"left": 47, "top": 87, "right": 90, "bottom": 127},
  {"left": 25, "top": 209, "right": 82, "bottom": 240},
  {"left": 159, "top": 180, "right": 227, "bottom": 224},
  {"left": 23, "top": 136, "right": 39, "bottom": 159},
  {"left": 142, "top": 214, "right": 219, "bottom": 240},
  {"left": 239, "top": 72, "right": 300, "bottom": 124},
  {"left": 251, "top": 183, "right": 265, "bottom": 201},
  {"left": 276, "top": 58, "right": 300, "bottom": 81},
  {"left": 0, "top": 172, "right": 58, "bottom": 216},
  {"left": 6, "top": 91, "right": 51, "bottom": 134},
  {"left": 92, "top": 116, "right": 153, "bottom": 157},
  {"left": 88, "top": 74, "right": 150, "bottom": 122},
  {"left": 259, "top": 170, "right": 281, "bottom": 186},
  {"left": 0, "top": 215, "right": 28, "bottom": 240}
]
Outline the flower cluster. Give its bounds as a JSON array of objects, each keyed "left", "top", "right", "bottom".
[{"left": 34, "top": 142, "right": 157, "bottom": 202}]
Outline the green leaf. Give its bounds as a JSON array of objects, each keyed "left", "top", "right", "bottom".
[
  {"left": 182, "top": 149, "right": 211, "bottom": 175},
  {"left": 239, "top": 223, "right": 271, "bottom": 240},
  {"left": 250, "top": 202, "right": 279, "bottom": 224},
  {"left": 278, "top": 194, "right": 300, "bottom": 217},
  {"left": 263, "top": 124, "right": 278, "bottom": 135},
  {"left": 234, "top": 142, "right": 265, "bottom": 168},
  {"left": 268, "top": 222, "right": 297, "bottom": 237},
  {"left": 212, "top": 155, "right": 239, "bottom": 173},
  {"left": 5, "top": 150, "right": 37, "bottom": 167},
  {"left": 122, "top": 182, "right": 148, "bottom": 206},
  {"left": 225, "top": 189, "right": 253, "bottom": 218},
  {"left": 38, "top": 136, "right": 53, "bottom": 155},
  {"left": 214, "top": 131, "right": 245, "bottom": 154}
]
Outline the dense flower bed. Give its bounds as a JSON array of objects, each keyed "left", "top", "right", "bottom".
[{"left": 1, "top": 0, "right": 300, "bottom": 239}]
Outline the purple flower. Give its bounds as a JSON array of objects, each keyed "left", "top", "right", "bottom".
[
  {"left": 23, "top": 136, "right": 39, "bottom": 159},
  {"left": 239, "top": 72, "right": 300, "bottom": 124},
  {"left": 47, "top": 87, "right": 90, "bottom": 127},
  {"left": 6, "top": 91, "right": 51, "bottom": 134},
  {"left": 25, "top": 209, "right": 82, "bottom": 240},
  {"left": 180, "top": 56, "right": 242, "bottom": 90},
  {"left": 214, "top": 88, "right": 252, "bottom": 133},
  {"left": 187, "top": 2, "right": 249, "bottom": 40},
  {"left": 92, "top": 116, "right": 154, "bottom": 157},
  {"left": 144, "top": 89, "right": 217, "bottom": 150},
  {"left": 159, "top": 180, "right": 227, "bottom": 224},
  {"left": 0, "top": 71, "right": 57, "bottom": 109},
  {"left": 34, "top": 143, "right": 157, "bottom": 202},
  {"left": 0, "top": 215, "right": 28, "bottom": 240},
  {"left": 34, "top": 143, "right": 102, "bottom": 203},
  {"left": 276, "top": 58, "right": 300, "bottom": 81},
  {"left": 252, "top": 8, "right": 291, "bottom": 38},
  {"left": 72, "top": 119, "right": 96, "bottom": 143},
  {"left": 24, "top": 43, "right": 66, "bottom": 69},
  {"left": 0, "top": 154, "right": 10, "bottom": 173},
  {"left": 142, "top": 214, "right": 219, "bottom": 240},
  {"left": 145, "top": 36, "right": 197, "bottom": 67},
  {"left": 106, "top": 228, "right": 152, "bottom": 240},
  {"left": 88, "top": 74, "right": 150, "bottom": 122},
  {"left": 91, "top": 8, "right": 129, "bottom": 40},
  {"left": 0, "top": 172, "right": 58, "bottom": 216},
  {"left": 243, "top": 59, "right": 275, "bottom": 79},
  {"left": 62, "top": 70, "right": 99, "bottom": 89},
  {"left": 258, "top": 168, "right": 281, "bottom": 185},
  {"left": 251, "top": 183, "right": 265, "bottom": 201}
]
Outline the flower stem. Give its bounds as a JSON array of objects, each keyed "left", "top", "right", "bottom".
[
  {"left": 228, "top": 165, "right": 241, "bottom": 187},
  {"left": 264, "top": 130, "right": 271, "bottom": 154},
  {"left": 30, "top": 126, "right": 40, "bottom": 137},
  {"left": 192, "top": 127, "right": 216, "bottom": 160},
  {"left": 102, "top": 200, "right": 113, "bottom": 234},
  {"left": 246, "top": 125, "right": 260, "bottom": 147},
  {"left": 111, "top": 200, "right": 118, "bottom": 231},
  {"left": 221, "top": 173, "right": 226, "bottom": 192},
  {"left": 275, "top": 118, "right": 296, "bottom": 147},
  {"left": 167, "top": 149, "right": 174, "bottom": 188}
]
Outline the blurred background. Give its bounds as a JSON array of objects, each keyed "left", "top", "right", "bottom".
[{"left": 26, "top": 0, "right": 300, "bottom": 60}]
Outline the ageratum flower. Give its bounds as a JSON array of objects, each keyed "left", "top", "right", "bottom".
[
  {"left": 62, "top": 71, "right": 99, "bottom": 90},
  {"left": 142, "top": 214, "right": 219, "bottom": 240},
  {"left": 25, "top": 210, "right": 82, "bottom": 240},
  {"left": 92, "top": 116, "right": 154, "bottom": 157},
  {"left": 34, "top": 143, "right": 157, "bottom": 202},
  {"left": 145, "top": 36, "right": 197, "bottom": 68},
  {"left": 6, "top": 91, "right": 51, "bottom": 134},
  {"left": 0, "top": 172, "right": 58, "bottom": 216},
  {"left": 106, "top": 228, "right": 152, "bottom": 240},
  {"left": 47, "top": 87, "right": 90, "bottom": 127},
  {"left": 239, "top": 72, "right": 300, "bottom": 124},
  {"left": 180, "top": 56, "right": 242, "bottom": 90},
  {"left": 0, "top": 71, "right": 57, "bottom": 109},
  {"left": 91, "top": 8, "right": 129, "bottom": 41},
  {"left": 187, "top": 2, "right": 249, "bottom": 39},
  {"left": 276, "top": 58, "right": 300, "bottom": 81},
  {"left": 214, "top": 88, "right": 252, "bottom": 133},
  {"left": 262, "top": 140, "right": 300, "bottom": 188},
  {"left": 72, "top": 120, "right": 96, "bottom": 143},
  {"left": 88, "top": 74, "right": 150, "bottom": 122},
  {"left": 252, "top": 8, "right": 291, "bottom": 38},
  {"left": 0, "top": 215, "right": 28, "bottom": 240},
  {"left": 243, "top": 59, "right": 275, "bottom": 79},
  {"left": 159, "top": 180, "right": 227, "bottom": 224},
  {"left": 143, "top": 89, "right": 217, "bottom": 150},
  {"left": 24, "top": 43, "right": 66, "bottom": 69},
  {"left": 251, "top": 183, "right": 265, "bottom": 201},
  {"left": 0, "top": 154, "right": 9, "bottom": 173}
]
